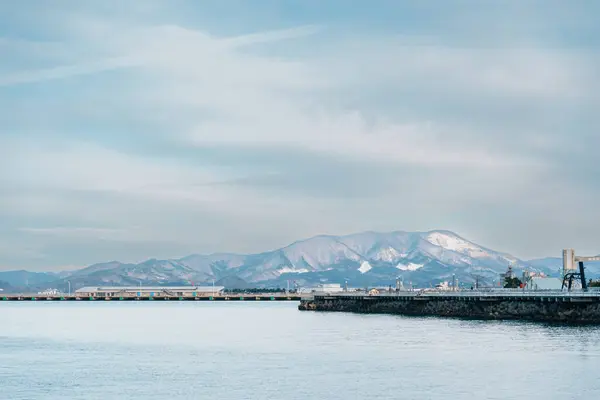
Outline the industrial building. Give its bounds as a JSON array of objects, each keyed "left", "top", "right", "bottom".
[
  {"left": 75, "top": 286, "right": 225, "bottom": 297},
  {"left": 298, "top": 283, "right": 347, "bottom": 294}
]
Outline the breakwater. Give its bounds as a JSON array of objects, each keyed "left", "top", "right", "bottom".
[
  {"left": 1, "top": 295, "right": 302, "bottom": 302},
  {"left": 298, "top": 291, "right": 600, "bottom": 323}
]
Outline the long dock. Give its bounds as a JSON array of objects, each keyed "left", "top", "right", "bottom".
[
  {"left": 1, "top": 295, "right": 303, "bottom": 301},
  {"left": 299, "top": 290, "right": 600, "bottom": 323}
]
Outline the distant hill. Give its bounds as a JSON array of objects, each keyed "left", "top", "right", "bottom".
[
  {"left": 0, "top": 270, "right": 59, "bottom": 287},
  {"left": 3, "top": 230, "right": 598, "bottom": 291},
  {"left": 0, "top": 280, "right": 13, "bottom": 292},
  {"left": 216, "top": 275, "right": 250, "bottom": 290}
]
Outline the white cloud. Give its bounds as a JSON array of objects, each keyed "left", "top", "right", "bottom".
[
  {"left": 321, "top": 39, "right": 595, "bottom": 101},
  {"left": 4, "top": 141, "right": 215, "bottom": 193},
  {"left": 20, "top": 227, "right": 123, "bottom": 239},
  {"left": 1, "top": 2, "right": 599, "bottom": 268},
  {"left": 0, "top": 56, "right": 140, "bottom": 87},
  {"left": 34, "top": 23, "right": 558, "bottom": 168},
  {"left": 18, "top": 226, "right": 191, "bottom": 245},
  {"left": 2, "top": 139, "right": 308, "bottom": 226},
  {"left": 221, "top": 25, "right": 322, "bottom": 47}
]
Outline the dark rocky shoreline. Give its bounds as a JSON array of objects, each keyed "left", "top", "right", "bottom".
[{"left": 299, "top": 294, "right": 600, "bottom": 323}]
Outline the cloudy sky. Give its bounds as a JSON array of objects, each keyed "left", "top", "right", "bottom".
[{"left": 1, "top": 0, "right": 599, "bottom": 271}]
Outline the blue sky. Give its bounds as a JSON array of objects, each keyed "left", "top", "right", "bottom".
[{"left": 1, "top": 0, "right": 599, "bottom": 270}]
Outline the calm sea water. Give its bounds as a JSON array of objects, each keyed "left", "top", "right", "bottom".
[{"left": 1, "top": 302, "right": 600, "bottom": 400}]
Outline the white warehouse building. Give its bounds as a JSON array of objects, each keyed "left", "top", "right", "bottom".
[
  {"left": 298, "top": 283, "right": 344, "bottom": 294},
  {"left": 75, "top": 286, "right": 225, "bottom": 297}
]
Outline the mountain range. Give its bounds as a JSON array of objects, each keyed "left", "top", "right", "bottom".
[{"left": 1, "top": 230, "right": 598, "bottom": 292}]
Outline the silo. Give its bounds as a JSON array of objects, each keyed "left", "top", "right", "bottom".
[{"left": 562, "top": 249, "right": 576, "bottom": 277}]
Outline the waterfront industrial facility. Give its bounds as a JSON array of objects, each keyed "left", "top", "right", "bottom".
[
  {"left": 298, "top": 248, "right": 600, "bottom": 323},
  {"left": 75, "top": 285, "right": 225, "bottom": 297},
  {"left": 3, "top": 248, "right": 600, "bottom": 324}
]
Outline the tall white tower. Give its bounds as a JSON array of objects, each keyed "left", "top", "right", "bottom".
[
  {"left": 396, "top": 277, "right": 404, "bottom": 290},
  {"left": 563, "top": 249, "right": 576, "bottom": 277}
]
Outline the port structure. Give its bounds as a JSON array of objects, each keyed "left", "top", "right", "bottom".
[
  {"left": 1, "top": 294, "right": 304, "bottom": 301},
  {"left": 562, "top": 249, "right": 600, "bottom": 291}
]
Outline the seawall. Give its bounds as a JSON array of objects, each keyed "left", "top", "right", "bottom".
[
  {"left": 298, "top": 291, "right": 600, "bottom": 323},
  {"left": 1, "top": 295, "right": 302, "bottom": 301}
]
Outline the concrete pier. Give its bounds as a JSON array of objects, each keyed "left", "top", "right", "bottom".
[
  {"left": 1, "top": 295, "right": 303, "bottom": 302},
  {"left": 298, "top": 290, "right": 600, "bottom": 323}
]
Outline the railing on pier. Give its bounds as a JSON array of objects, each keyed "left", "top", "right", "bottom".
[{"left": 313, "top": 288, "right": 600, "bottom": 298}]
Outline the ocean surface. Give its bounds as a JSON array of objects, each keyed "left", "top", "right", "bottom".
[{"left": 1, "top": 302, "right": 600, "bottom": 400}]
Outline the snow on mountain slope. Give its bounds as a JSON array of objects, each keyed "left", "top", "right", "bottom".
[
  {"left": 279, "top": 235, "right": 364, "bottom": 269},
  {"left": 338, "top": 231, "right": 412, "bottom": 260},
  {"left": 358, "top": 261, "right": 372, "bottom": 274},
  {"left": 425, "top": 231, "right": 490, "bottom": 257},
  {"left": 334, "top": 231, "right": 388, "bottom": 256},
  {"left": 421, "top": 230, "right": 521, "bottom": 269},
  {"left": 277, "top": 267, "right": 310, "bottom": 274},
  {"left": 230, "top": 236, "right": 367, "bottom": 282},
  {"left": 396, "top": 262, "right": 424, "bottom": 271},
  {"left": 372, "top": 246, "right": 403, "bottom": 262}
]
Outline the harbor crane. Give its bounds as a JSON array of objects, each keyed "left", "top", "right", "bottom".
[{"left": 562, "top": 249, "right": 600, "bottom": 291}]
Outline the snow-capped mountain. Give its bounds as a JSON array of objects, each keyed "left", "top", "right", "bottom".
[{"left": 3, "top": 230, "right": 594, "bottom": 292}]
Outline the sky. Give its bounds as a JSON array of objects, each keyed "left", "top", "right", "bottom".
[{"left": 1, "top": 0, "right": 599, "bottom": 271}]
